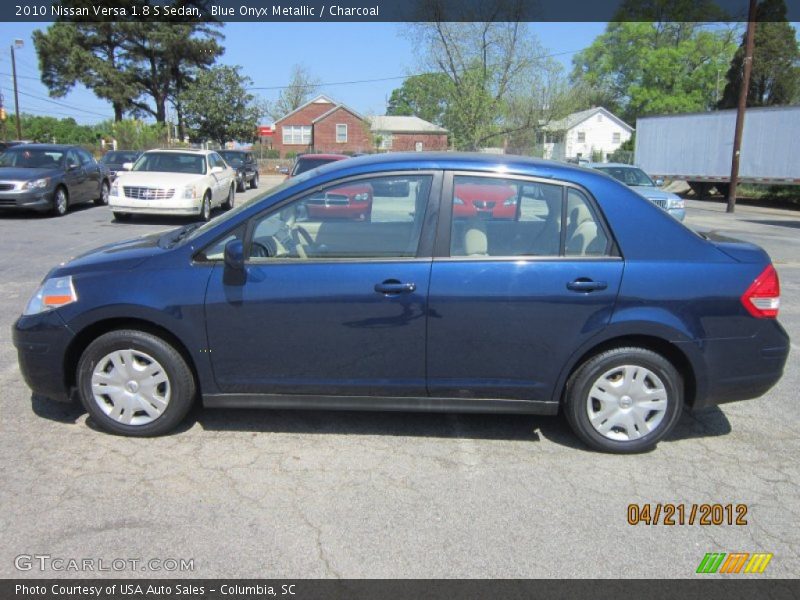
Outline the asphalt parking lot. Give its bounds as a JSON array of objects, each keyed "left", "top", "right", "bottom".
[{"left": 1, "top": 188, "right": 798, "bottom": 579}]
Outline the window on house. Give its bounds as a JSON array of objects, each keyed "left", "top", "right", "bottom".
[
  {"left": 415, "top": 141, "right": 423, "bottom": 152},
  {"left": 577, "top": 131, "right": 586, "bottom": 143},
  {"left": 378, "top": 133, "right": 393, "bottom": 150},
  {"left": 282, "top": 125, "right": 312, "bottom": 145},
  {"left": 597, "top": 114, "right": 603, "bottom": 122},
  {"left": 336, "top": 124, "right": 348, "bottom": 143},
  {"left": 612, "top": 132, "right": 621, "bottom": 143}
]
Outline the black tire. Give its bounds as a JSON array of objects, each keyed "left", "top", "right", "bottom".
[
  {"left": 714, "top": 183, "right": 730, "bottom": 198},
  {"left": 222, "top": 184, "right": 234, "bottom": 210},
  {"left": 76, "top": 329, "right": 196, "bottom": 437},
  {"left": 113, "top": 211, "right": 131, "bottom": 222},
  {"left": 564, "top": 347, "right": 683, "bottom": 454},
  {"left": 236, "top": 176, "right": 246, "bottom": 193},
  {"left": 199, "top": 192, "right": 211, "bottom": 221},
  {"left": 95, "top": 180, "right": 110, "bottom": 206},
  {"left": 52, "top": 186, "right": 68, "bottom": 217},
  {"left": 250, "top": 172, "right": 259, "bottom": 189}
]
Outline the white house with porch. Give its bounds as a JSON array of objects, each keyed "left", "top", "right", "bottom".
[{"left": 539, "top": 107, "right": 633, "bottom": 162}]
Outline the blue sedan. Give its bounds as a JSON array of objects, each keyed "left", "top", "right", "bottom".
[{"left": 12, "top": 153, "right": 789, "bottom": 453}]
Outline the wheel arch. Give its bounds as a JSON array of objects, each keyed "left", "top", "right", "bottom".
[
  {"left": 554, "top": 333, "right": 701, "bottom": 408},
  {"left": 64, "top": 317, "right": 200, "bottom": 396}
]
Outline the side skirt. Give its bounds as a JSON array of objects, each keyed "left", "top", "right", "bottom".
[{"left": 203, "top": 393, "right": 560, "bottom": 415}]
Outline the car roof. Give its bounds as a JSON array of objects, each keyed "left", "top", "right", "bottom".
[
  {"left": 143, "top": 148, "right": 214, "bottom": 155},
  {"left": 7, "top": 143, "right": 77, "bottom": 151},
  {"left": 298, "top": 153, "right": 349, "bottom": 161},
  {"left": 586, "top": 162, "right": 640, "bottom": 169}
]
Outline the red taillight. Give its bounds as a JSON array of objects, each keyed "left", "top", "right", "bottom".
[{"left": 741, "top": 264, "right": 780, "bottom": 318}]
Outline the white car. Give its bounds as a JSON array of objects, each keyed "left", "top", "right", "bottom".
[{"left": 109, "top": 149, "right": 236, "bottom": 222}]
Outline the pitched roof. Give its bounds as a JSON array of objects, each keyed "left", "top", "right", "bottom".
[
  {"left": 273, "top": 94, "right": 337, "bottom": 124},
  {"left": 369, "top": 115, "right": 448, "bottom": 134},
  {"left": 312, "top": 103, "right": 366, "bottom": 123},
  {"left": 542, "top": 107, "right": 633, "bottom": 133}
]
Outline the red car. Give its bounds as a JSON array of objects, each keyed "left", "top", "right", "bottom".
[
  {"left": 290, "top": 154, "right": 373, "bottom": 221},
  {"left": 453, "top": 182, "right": 517, "bottom": 219}
]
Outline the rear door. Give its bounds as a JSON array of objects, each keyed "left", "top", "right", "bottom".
[
  {"left": 64, "top": 149, "right": 90, "bottom": 203},
  {"left": 426, "top": 172, "right": 623, "bottom": 402}
]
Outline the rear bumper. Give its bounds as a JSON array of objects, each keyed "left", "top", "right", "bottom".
[
  {"left": 690, "top": 320, "right": 790, "bottom": 409},
  {"left": 12, "top": 310, "right": 75, "bottom": 402}
]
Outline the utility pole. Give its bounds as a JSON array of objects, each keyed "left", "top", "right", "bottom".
[
  {"left": 727, "top": 0, "right": 758, "bottom": 214},
  {"left": 11, "top": 39, "right": 23, "bottom": 140}
]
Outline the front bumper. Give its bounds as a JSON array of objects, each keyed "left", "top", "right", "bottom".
[
  {"left": 13, "top": 310, "right": 75, "bottom": 402},
  {"left": 0, "top": 188, "right": 55, "bottom": 212},
  {"left": 109, "top": 195, "right": 202, "bottom": 216}
]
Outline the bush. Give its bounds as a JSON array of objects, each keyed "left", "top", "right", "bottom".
[
  {"left": 284, "top": 151, "right": 298, "bottom": 160},
  {"left": 263, "top": 148, "right": 280, "bottom": 159}
]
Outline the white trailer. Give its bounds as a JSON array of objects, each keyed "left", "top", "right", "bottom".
[{"left": 634, "top": 105, "right": 800, "bottom": 196}]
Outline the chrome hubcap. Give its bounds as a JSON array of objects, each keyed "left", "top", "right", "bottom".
[
  {"left": 56, "top": 192, "right": 66, "bottom": 213},
  {"left": 101, "top": 184, "right": 109, "bottom": 203},
  {"left": 586, "top": 365, "right": 668, "bottom": 441},
  {"left": 91, "top": 349, "right": 170, "bottom": 426}
]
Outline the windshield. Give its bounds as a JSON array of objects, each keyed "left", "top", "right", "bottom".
[
  {"left": 101, "top": 151, "right": 139, "bottom": 164},
  {"left": 132, "top": 152, "right": 206, "bottom": 175},
  {"left": 596, "top": 166, "right": 655, "bottom": 187},
  {"left": 0, "top": 148, "right": 65, "bottom": 169},
  {"left": 219, "top": 152, "right": 244, "bottom": 166},
  {"left": 291, "top": 157, "right": 341, "bottom": 176}
]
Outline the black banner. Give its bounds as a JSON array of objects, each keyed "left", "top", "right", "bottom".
[
  {"left": 3, "top": 580, "right": 800, "bottom": 600},
  {"left": 3, "top": 0, "right": 800, "bottom": 23}
]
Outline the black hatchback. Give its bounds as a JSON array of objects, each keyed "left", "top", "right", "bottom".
[{"left": 0, "top": 144, "right": 111, "bottom": 216}]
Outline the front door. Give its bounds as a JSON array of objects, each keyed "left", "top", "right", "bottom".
[
  {"left": 427, "top": 173, "right": 623, "bottom": 401},
  {"left": 204, "top": 172, "right": 439, "bottom": 397}
]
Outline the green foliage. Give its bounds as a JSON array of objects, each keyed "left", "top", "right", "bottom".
[
  {"left": 571, "top": 19, "right": 737, "bottom": 123},
  {"left": 180, "top": 66, "right": 263, "bottom": 144},
  {"left": 386, "top": 73, "right": 452, "bottom": 125},
  {"left": 285, "top": 151, "right": 298, "bottom": 160},
  {"left": 106, "top": 120, "right": 167, "bottom": 150},
  {"left": 718, "top": 0, "right": 800, "bottom": 108},
  {"left": 6, "top": 114, "right": 99, "bottom": 144},
  {"left": 263, "top": 148, "right": 280, "bottom": 159}
]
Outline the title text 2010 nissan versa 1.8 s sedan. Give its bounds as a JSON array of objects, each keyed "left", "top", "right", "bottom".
[{"left": 13, "top": 153, "right": 789, "bottom": 453}]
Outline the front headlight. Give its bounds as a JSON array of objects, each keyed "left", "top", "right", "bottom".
[
  {"left": 23, "top": 276, "right": 77, "bottom": 316},
  {"left": 22, "top": 177, "right": 50, "bottom": 191},
  {"left": 666, "top": 197, "right": 685, "bottom": 210},
  {"left": 183, "top": 185, "right": 197, "bottom": 199},
  {"left": 453, "top": 197, "right": 465, "bottom": 205},
  {"left": 353, "top": 192, "right": 369, "bottom": 202},
  {"left": 110, "top": 181, "right": 120, "bottom": 196},
  {"left": 503, "top": 197, "right": 518, "bottom": 206}
]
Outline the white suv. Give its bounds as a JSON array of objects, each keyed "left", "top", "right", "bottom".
[{"left": 109, "top": 149, "right": 235, "bottom": 222}]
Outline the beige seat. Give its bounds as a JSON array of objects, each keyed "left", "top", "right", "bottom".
[
  {"left": 463, "top": 220, "right": 489, "bottom": 256},
  {"left": 566, "top": 203, "right": 598, "bottom": 256}
]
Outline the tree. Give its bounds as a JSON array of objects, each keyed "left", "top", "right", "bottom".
[
  {"left": 718, "top": 0, "right": 800, "bottom": 109},
  {"left": 386, "top": 73, "right": 452, "bottom": 125},
  {"left": 404, "top": 19, "right": 554, "bottom": 150},
  {"left": 180, "top": 66, "right": 263, "bottom": 144},
  {"left": 267, "top": 64, "right": 321, "bottom": 121},
  {"left": 571, "top": 1, "right": 737, "bottom": 123}
]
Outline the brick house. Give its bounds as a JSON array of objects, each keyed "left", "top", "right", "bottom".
[{"left": 273, "top": 94, "right": 448, "bottom": 157}]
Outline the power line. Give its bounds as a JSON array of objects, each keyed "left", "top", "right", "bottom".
[
  {"left": 14, "top": 88, "right": 112, "bottom": 118},
  {"left": 246, "top": 48, "right": 584, "bottom": 91}
]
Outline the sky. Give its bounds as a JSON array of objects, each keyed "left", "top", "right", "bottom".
[{"left": 0, "top": 21, "right": 608, "bottom": 126}]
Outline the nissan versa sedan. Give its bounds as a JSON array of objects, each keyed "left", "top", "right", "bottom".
[{"left": 13, "top": 153, "right": 789, "bottom": 453}]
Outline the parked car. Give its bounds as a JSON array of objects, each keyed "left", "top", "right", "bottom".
[
  {"left": 0, "top": 140, "right": 32, "bottom": 152},
  {"left": 109, "top": 149, "right": 236, "bottom": 222},
  {"left": 289, "top": 153, "right": 349, "bottom": 177},
  {"left": 453, "top": 181, "right": 518, "bottom": 219},
  {"left": 14, "top": 153, "right": 788, "bottom": 453},
  {"left": 587, "top": 163, "right": 685, "bottom": 221},
  {"left": 306, "top": 182, "right": 373, "bottom": 221},
  {"left": 100, "top": 150, "right": 142, "bottom": 180},
  {"left": 219, "top": 150, "right": 259, "bottom": 192},
  {"left": 0, "top": 143, "right": 111, "bottom": 216}
]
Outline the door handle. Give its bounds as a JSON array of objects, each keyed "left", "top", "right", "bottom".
[
  {"left": 375, "top": 280, "right": 416, "bottom": 295},
  {"left": 567, "top": 279, "right": 607, "bottom": 292}
]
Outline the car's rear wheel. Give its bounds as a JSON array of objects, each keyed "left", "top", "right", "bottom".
[
  {"left": 250, "top": 172, "right": 259, "bottom": 189},
  {"left": 564, "top": 347, "right": 683, "bottom": 453},
  {"left": 52, "top": 187, "right": 68, "bottom": 217},
  {"left": 77, "top": 330, "right": 196, "bottom": 436},
  {"left": 222, "top": 184, "right": 234, "bottom": 210},
  {"left": 95, "top": 181, "right": 110, "bottom": 206}
]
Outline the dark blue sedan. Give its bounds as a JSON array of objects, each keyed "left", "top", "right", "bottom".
[{"left": 12, "top": 153, "right": 789, "bottom": 453}]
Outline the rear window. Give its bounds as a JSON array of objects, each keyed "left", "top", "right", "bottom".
[{"left": 291, "top": 157, "right": 341, "bottom": 176}]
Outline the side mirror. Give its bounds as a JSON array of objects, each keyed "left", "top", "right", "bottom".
[
  {"left": 67, "top": 162, "right": 80, "bottom": 171},
  {"left": 223, "top": 239, "right": 245, "bottom": 286},
  {"left": 122, "top": 162, "right": 134, "bottom": 171},
  {"left": 655, "top": 178, "right": 664, "bottom": 187},
  {"left": 211, "top": 166, "right": 225, "bottom": 174}
]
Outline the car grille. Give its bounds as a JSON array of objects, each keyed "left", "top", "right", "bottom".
[
  {"left": 649, "top": 198, "right": 667, "bottom": 209},
  {"left": 0, "top": 183, "right": 16, "bottom": 192},
  {"left": 0, "top": 198, "right": 17, "bottom": 206},
  {"left": 308, "top": 193, "right": 350, "bottom": 206},
  {"left": 123, "top": 186, "right": 175, "bottom": 200},
  {"left": 474, "top": 200, "right": 496, "bottom": 209}
]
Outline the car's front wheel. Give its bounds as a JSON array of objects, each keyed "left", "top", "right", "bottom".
[
  {"left": 77, "top": 329, "right": 196, "bottom": 436},
  {"left": 564, "top": 347, "right": 683, "bottom": 453},
  {"left": 200, "top": 192, "right": 211, "bottom": 221},
  {"left": 52, "top": 187, "right": 68, "bottom": 217}
]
